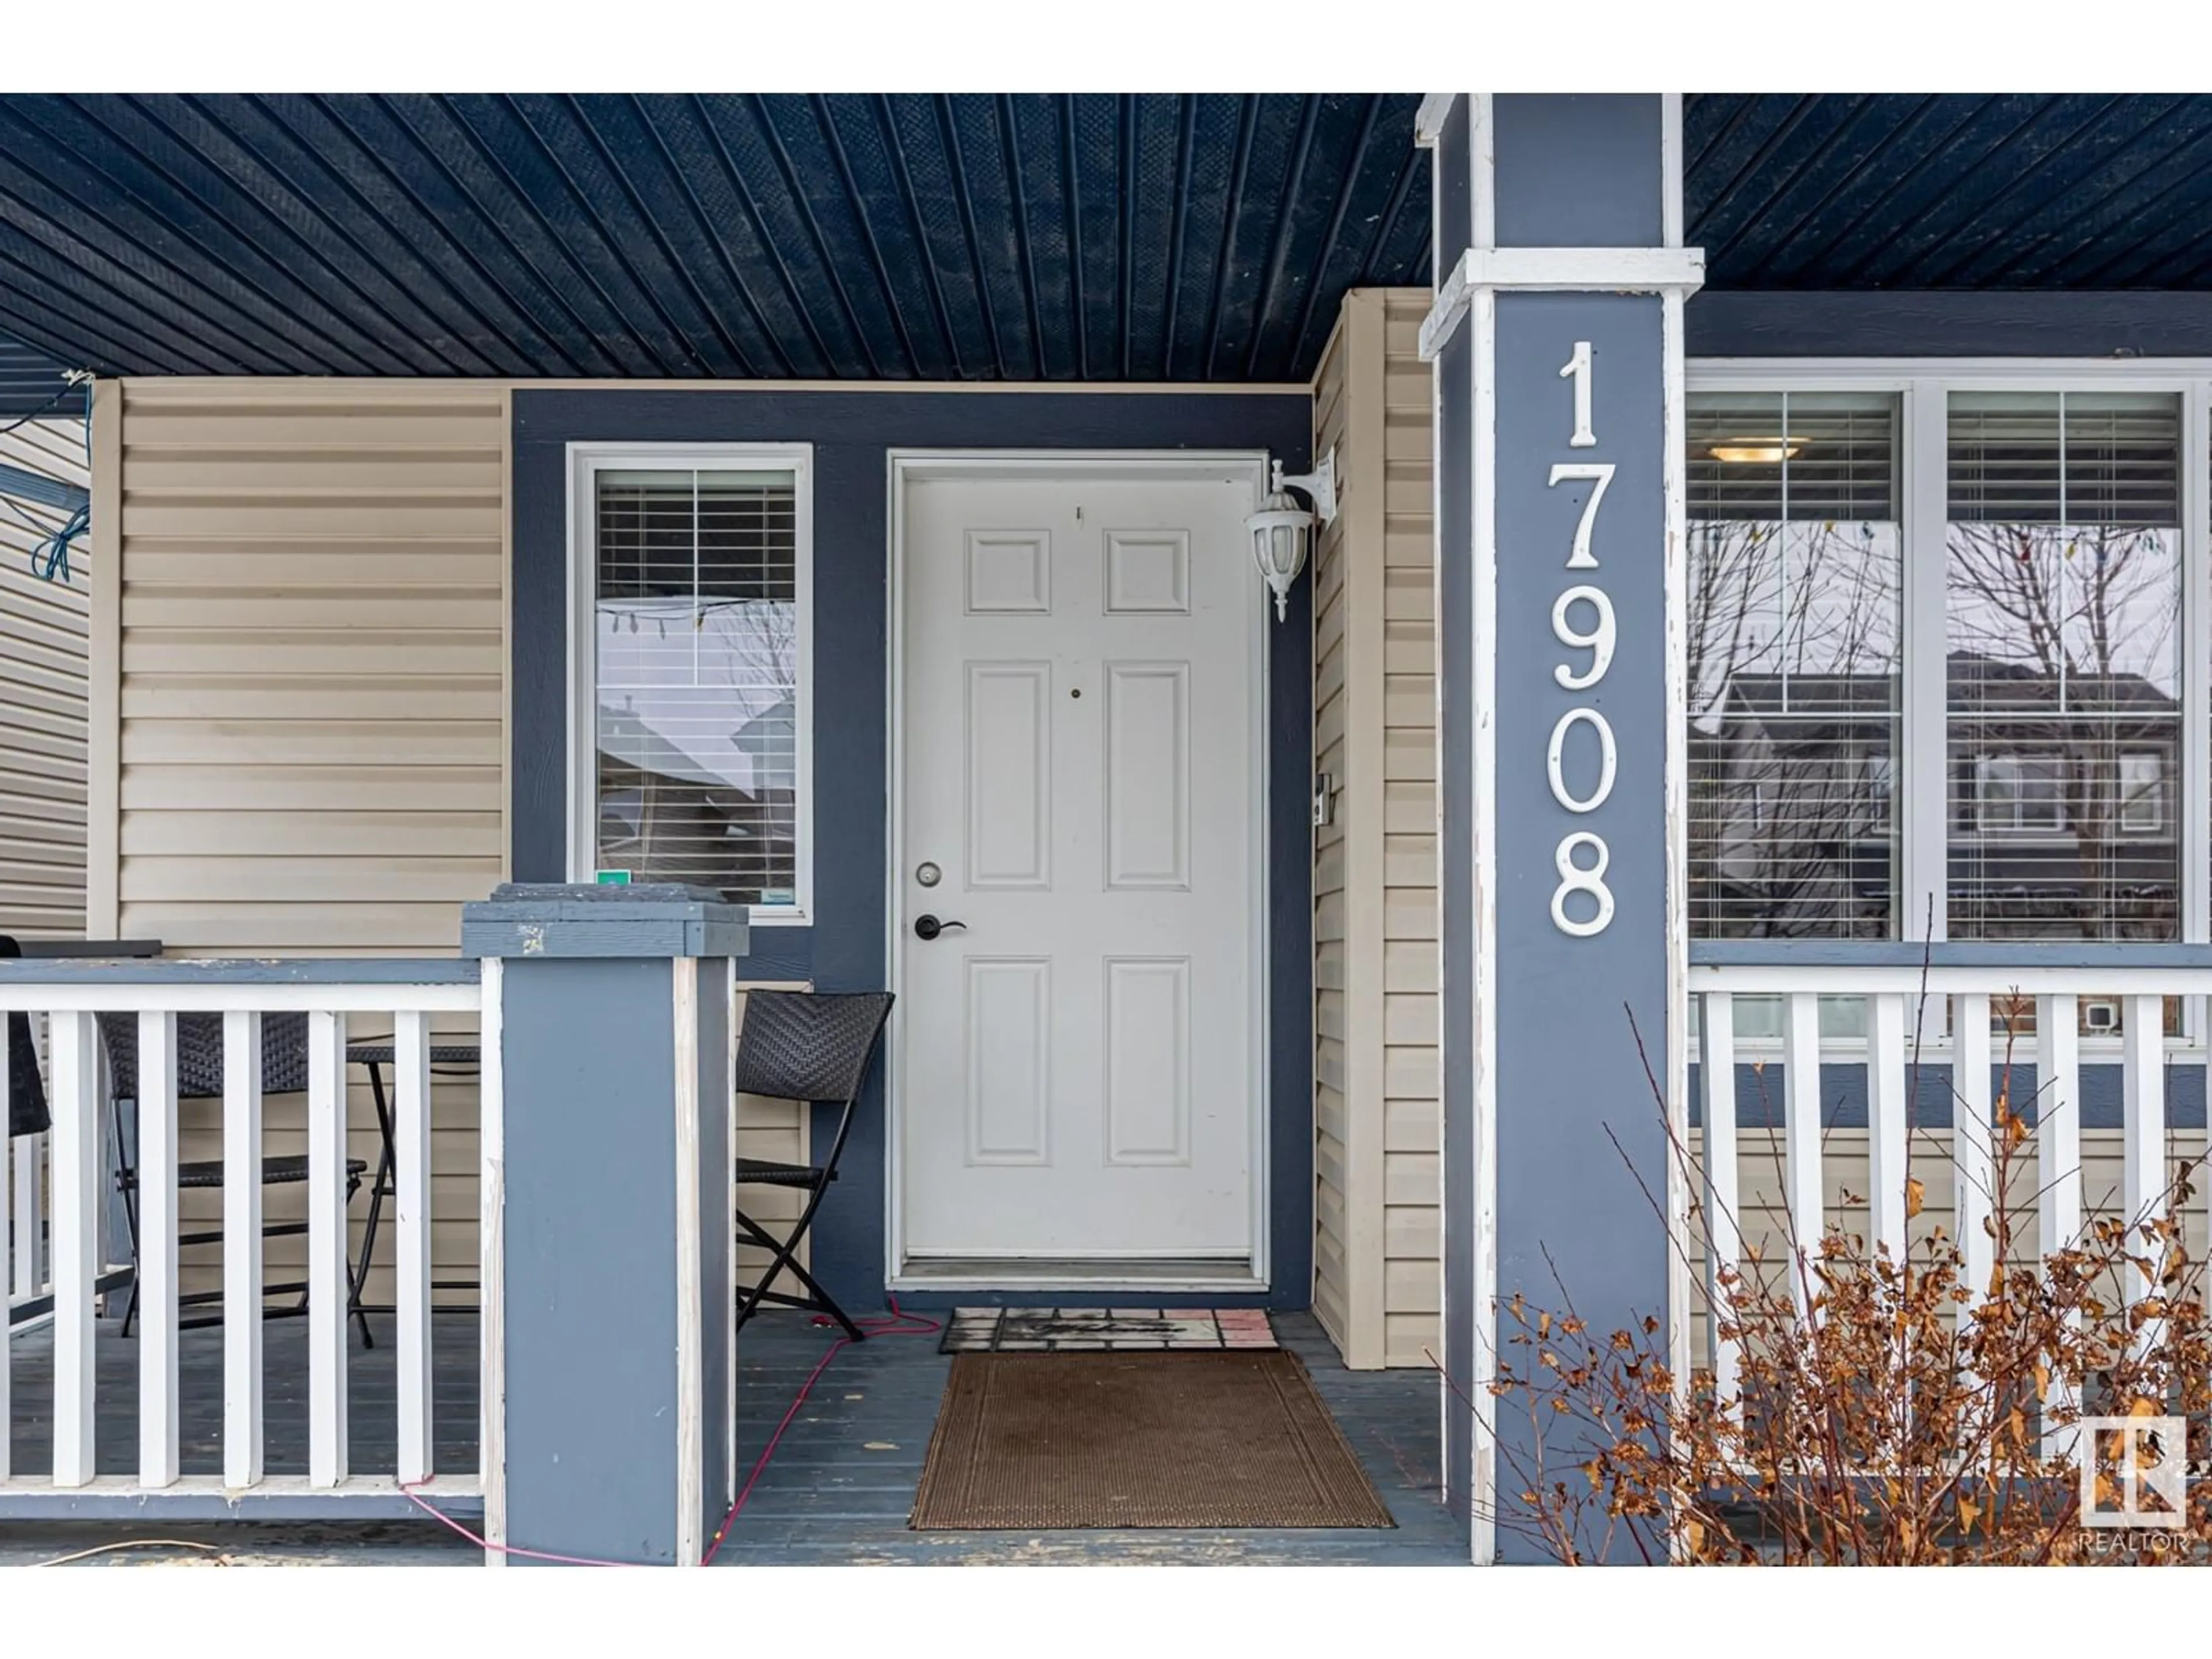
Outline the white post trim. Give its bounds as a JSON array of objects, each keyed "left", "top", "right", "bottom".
[
  {"left": 477, "top": 956, "right": 507, "bottom": 1564},
  {"left": 671, "top": 956, "right": 705, "bottom": 1568},
  {"left": 1421, "top": 247, "right": 1706, "bottom": 363},
  {"left": 1463, "top": 88, "right": 1501, "bottom": 1568}
]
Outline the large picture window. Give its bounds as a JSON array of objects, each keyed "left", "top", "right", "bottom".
[
  {"left": 1686, "top": 374, "right": 2205, "bottom": 949},
  {"left": 574, "top": 449, "right": 811, "bottom": 919}
]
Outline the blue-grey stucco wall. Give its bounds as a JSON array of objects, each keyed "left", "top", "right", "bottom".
[{"left": 510, "top": 388, "right": 1314, "bottom": 1312}]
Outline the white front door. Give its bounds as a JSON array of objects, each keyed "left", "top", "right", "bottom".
[{"left": 896, "top": 461, "right": 1262, "bottom": 1268}]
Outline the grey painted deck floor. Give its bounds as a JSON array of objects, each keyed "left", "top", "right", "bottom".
[{"left": 1, "top": 1309, "right": 1464, "bottom": 1566}]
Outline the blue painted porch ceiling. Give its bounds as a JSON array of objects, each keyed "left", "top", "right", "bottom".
[
  {"left": 1686, "top": 94, "right": 2212, "bottom": 289},
  {"left": 0, "top": 94, "right": 1431, "bottom": 382},
  {"left": 6, "top": 95, "right": 2212, "bottom": 387}
]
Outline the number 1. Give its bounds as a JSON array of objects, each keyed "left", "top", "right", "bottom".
[{"left": 1559, "top": 340, "right": 1595, "bottom": 448}]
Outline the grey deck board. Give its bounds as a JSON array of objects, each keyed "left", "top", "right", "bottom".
[{"left": 1, "top": 1309, "right": 1466, "bottom": 1565}]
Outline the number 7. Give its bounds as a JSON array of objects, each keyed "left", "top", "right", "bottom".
[{"left": 1548, "top": 463, "right": 1615, "bottom": 570}]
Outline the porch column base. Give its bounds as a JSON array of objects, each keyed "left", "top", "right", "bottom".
[{"left": 464, "top": 882, "right": 745, "bottom": 1567}]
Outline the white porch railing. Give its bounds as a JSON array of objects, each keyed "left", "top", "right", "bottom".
[
  {"left": 1688, "top": 942, "right": 2212, "bottom": 1456},
  {"left": 0, "top": 959, "right": 495, "bottom": 1515}
]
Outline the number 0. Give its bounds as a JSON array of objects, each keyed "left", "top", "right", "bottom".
[{"left": 1547, "top": 707, "right": 1618, "bottom": 814}]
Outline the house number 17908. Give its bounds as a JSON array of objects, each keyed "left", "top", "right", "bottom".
[{"left": 1547, "top": 340, "right": 1616, "bottom": 938}]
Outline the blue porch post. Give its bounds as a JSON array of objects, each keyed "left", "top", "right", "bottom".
[
  {"left": 1421, "top": 94, "right": 1704, "bottom": 1564},
  {"left": 463, "top": 883, "right": 744, "bottom": 1567}
]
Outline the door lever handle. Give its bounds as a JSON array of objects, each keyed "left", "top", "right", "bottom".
[{"left": 913, "top": 914, "right": 967, "bottom": 942}]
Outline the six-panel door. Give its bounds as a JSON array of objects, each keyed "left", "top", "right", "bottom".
[{"left": 899, "top": 470, "right": 1260, "bottom": 1264}]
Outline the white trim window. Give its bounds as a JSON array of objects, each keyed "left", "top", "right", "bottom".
[
  {"left": 1685, "top": 390, "right": 1902, "bottom": 938},
  {"left": 1684, "top": 365, "right": 2210, "bottom": 948},
  {"left": 1946, "top": 390, "right": 2182, "bottom": 941},
  {"left": 569, "top": 446, "right": 814, "bottom": 922}
]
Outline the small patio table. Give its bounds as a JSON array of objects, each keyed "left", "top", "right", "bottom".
[{"left": 345, "top": 1037, "right": 483, "bottom": 1318}]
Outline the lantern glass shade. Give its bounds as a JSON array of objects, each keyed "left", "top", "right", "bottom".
[{"left": 1245, "top": 490, "right": 1313, "bottom": 622}]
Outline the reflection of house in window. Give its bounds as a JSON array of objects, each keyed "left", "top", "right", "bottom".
[
  {"left": 593, "top": 601, "right": 801, "bottom": 908},
  {"left": 1945, "top": 649, "right": 2177, "bottom": 940},
  {"left": 1974, "top": 755, "right": 2066, "bottom": 832},
  {"left": 1692, "top": 669, "right": 1896, "bottom": 940},
  {"left": 1692, "top": 650, "right": 2177, "bottom": 941}
]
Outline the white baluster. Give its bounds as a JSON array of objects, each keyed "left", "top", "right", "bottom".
[
  {"left": 48, "top": 1010, "right": 97, "bottom": 1487},
  {"left": 224, "top": 1009, "right": 264, "bottom": 1489},
  {"left": 1952, "top": 993, "right": 1994, "bottom": 1328},
  {"left": 137, "top": 1010, "right": 179, "bottom": 1488},
  {"left": 1866, "top": 993, "right": 1910, "bottom": 1263},
  {"left": 395, "top": 1009, "right": 434, "bottom": 1486},
  {"left": 2120, "top": 994, "right": 2166, "bottom": 1359},
  {"left": 1783, "top": 992, "right": 1824, "bottom": 1323},
  {"left": 1697, "top": 991, "right": 1741, "bottom": 1409},
  {"left": 2035, "top": 993, "right": 2082, "bottom": 1465},
  {"left": 308, "top": 1009, "right": 350, "bottom": 1487}
]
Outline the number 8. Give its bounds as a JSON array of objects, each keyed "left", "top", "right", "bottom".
[{"left": 1551, "top": 832, "right": 1614, "bottom": 938}]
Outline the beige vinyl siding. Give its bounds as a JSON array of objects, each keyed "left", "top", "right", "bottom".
[
  {"left": 1377, "top": 291, "right": 1439, "bottom": 1365},
  {"left": 106, "top": 381, "right": 506, "bottom": 1299},
  {"left": 0, "top": 417, "right": 90, "bottom": 940},
  {"left": 1311, "top": 290, "right": 1438, "bottom": 1369},
  {"left": 102, "top": 378, "right": 810, "bottom": 1301}
]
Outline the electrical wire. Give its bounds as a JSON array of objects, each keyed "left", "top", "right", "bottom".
[
  {"left": 703, "top": 1297, "right": 939, "bottom": 1566},
  {"left": 0, "top": 377, "right": 82, "bottom": 441},
  {"left": 2, "top": 373, "right": 93, "bottom": 584},
  {"left": 398, "top": 1297, "right": 941, "bottom": 1568},
  {"left": 28, "top": 1538, "right": 228, "bottom": 1568}
]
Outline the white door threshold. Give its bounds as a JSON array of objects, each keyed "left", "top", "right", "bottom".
[{"left": 891, "top": 1256, "right": 1266, "bottom": 1294}]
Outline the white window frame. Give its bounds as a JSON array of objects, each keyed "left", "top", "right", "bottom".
[
  {"left": 1687, "top": 359, "right": 2212, "bottom": 952},
  {"left": 564, "top": 442, "right": 816, "bottom": 926},
  {"left": 1972, "top": 753, "right": 2067, "bottom": 835},
  {"left": 2119, "top": 750, "right": 2166, "bottom": 835}
]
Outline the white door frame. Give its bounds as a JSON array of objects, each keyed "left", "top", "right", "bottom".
[{"left": 884, "top": 449, "right": 1274, "bottom": 1292}]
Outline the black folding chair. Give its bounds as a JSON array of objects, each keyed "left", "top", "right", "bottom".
[
  {"left": 98, "top": 1012, "right": 372, "bottom": 1344},
  {"left": 731, "top": 989, "right": 893, "bottom": 1343}
]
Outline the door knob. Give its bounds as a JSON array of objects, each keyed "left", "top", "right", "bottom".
[{"left": 913, "top": 914, "right": 967, "bottom": 942}]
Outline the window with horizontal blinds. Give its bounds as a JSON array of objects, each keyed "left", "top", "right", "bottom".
[
  {"left": 1685, "top": 392, "right": 1902, "bottom": 938},
  {"left": 1945, "top": 392, "right": 2181, "bottom": 941},
  {"left": 593, "top": 467, "right": 803, "bottom": 911}
]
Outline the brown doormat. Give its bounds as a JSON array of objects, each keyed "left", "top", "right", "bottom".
[{"left": 910, "top": 1350, "right": 1395, "bottom": 1530}]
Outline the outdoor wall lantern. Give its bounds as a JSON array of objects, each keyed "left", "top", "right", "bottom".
[{"left": 1245, "top": 448, "right": 1338, "bottom": 622}]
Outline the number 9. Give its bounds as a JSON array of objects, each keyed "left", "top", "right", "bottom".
[{"left": 1551, "top": 585, "right": 1615, "bottom": 691}]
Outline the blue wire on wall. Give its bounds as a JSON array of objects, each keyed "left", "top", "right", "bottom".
[{"left": 0, "top": 372, "right": 93, "bottom": 585}]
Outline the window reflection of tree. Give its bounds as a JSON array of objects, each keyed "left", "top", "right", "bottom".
[
  {"left": 1688, "top": 516, "right": 1901, "bottom": 939},
  {"left": 1946, "top": 520, "right": 2179, "bottom": 941}
]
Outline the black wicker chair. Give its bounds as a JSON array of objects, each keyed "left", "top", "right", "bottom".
[
  {"left": 731, "top": 989, "right": 893, "bottom": 1342},
  {"left": 97, "top": 1012, "right": 371, "bottom": 1344}
]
